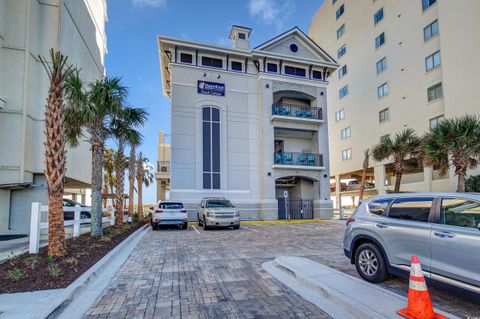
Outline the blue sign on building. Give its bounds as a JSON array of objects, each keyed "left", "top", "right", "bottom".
[{"left": 197, "top": 80, "right": 225, "bottom": 96}]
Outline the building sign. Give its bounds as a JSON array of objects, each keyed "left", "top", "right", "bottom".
[{"left": 197, "top": 80, "right": 225, "bottom": 96}]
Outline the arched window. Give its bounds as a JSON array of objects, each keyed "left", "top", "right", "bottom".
[{"left": 202, "top": 107, "right": 220, "bottom": 189}]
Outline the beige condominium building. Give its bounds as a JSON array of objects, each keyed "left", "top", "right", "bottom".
[
  {"left": 0, "top": 0, "right": 108, "bottom": 235},
  {"left": 156, "top": 131, "right": 171, "bottom": 201},
  {"left": 309, "top": 0, "right": 480, "bottom": 208}
]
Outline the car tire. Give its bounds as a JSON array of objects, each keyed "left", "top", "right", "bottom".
[
  {"left": 197, "top": 215, "right": 202, "bottom": 226},
  {"left": 203, "top": 218, "right": 210, "bottom": 230},
  {"left": 355, "top": 243, "right": 388, "bottom": 283},
  {"left": 81, "top": 212, "right": 90, "bottom": 219},
  {"left": 182, "top": 223, "right": 188, "bottom": 230},
  {"left": 233, "top": 224, "right": 240, "bottom": 230}
]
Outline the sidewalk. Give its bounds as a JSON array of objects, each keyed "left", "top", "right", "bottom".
[{"left": 263, "top": 256, "right": 458, "bottom": 319}]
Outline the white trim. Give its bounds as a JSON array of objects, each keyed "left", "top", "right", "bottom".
[
  {"left": 270, "top": 115, "right": 323, "bottom": 124},
  {"left": 258, "top": 73, "right": 328, "bottom": 87},
  {"left": 272, "top": 165, "right": 325, "bottom": 171},
  {"left": 252, "top": 50, "right": 338, "bottom": 67}
]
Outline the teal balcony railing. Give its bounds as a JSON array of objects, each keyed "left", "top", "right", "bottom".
[
  {"left": 272, "top": 104, "right": 322, "bottom": 120},
  {"left": 274, "top": 152, "right": 323, "bottom": 167}
]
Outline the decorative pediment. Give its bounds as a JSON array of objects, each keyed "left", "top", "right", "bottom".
[{"left": 254, "top": 27, "right": 336, "bottom": 63}]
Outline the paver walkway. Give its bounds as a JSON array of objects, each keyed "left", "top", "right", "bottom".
[{"left": 85, "top": 223, "right": 480, "bottom": 319}]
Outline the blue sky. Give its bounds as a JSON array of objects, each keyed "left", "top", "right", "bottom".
[{"left": 105, "top": 0, "right": 324, "bottom": 203}]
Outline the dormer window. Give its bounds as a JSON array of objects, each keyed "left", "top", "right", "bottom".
[
  {"left": 180, "top": 53, "right": 192, "bottom": 64},
  {"left": 231, "top": 61, "right": 242, "bottom": 71},
  {"left": 202, "top": 56, "right": 223, "bottom": 68},
  {"left": 267, "top": 63, "right": 278, "bottom": 73},
  {"left": 289, "top": 44, "right": 298, "bottom": 53},
  {"left": 238, "top": 32, "right": 246, "bottom": 40}
]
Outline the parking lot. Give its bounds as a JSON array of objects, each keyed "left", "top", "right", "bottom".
[{"left": 85, "top": 222, "right": 480, "bottom": 319}]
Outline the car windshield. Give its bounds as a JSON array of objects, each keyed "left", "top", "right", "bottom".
[
  {"left": 206, "top": 199, "right": 234, "bottom": 208},
  {"left": 159, "top": 203, "right": 184, "bottom": 209}
]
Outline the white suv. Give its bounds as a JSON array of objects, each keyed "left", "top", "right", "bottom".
[
  {"left": 197, "top": 197, "right": 240, "bottom": 230},
  {"left": 151, "top": 201, "right": 188, "bottom": 230}
]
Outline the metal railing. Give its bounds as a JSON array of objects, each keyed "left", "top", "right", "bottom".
[
  {"left": 274, "top": 152, "right": 323, "bottom": 167},
  {"left": 157, "top": 161, "right": 170, "bottom": 173},
  {"left": 272, "top": 104, "right": 323, "bottom": 120}
]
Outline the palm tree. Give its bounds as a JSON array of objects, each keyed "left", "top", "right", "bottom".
[
  {"left": 103, "top": 147, "right": 116, "bottom": 196},
  {"left": 127, "top": 143, "right": 137, "bottom": 219},
  {"left": 64, "top": 75, "right": 127, "bottom": 237},
  {"left": 136, "top": 152, "right": 154, "bottom": 216},
  {"left": 39, "top": 49, "right": 75, "bottom": 256},
  {"left": 372, "top": 128, "right": 421, "bottom": 193},
  {"left": 423, "top": 115, "right": 480, "bottom": 192},
  {"left": 359, "top": 149, "right": 370, "bottom": 200},
  {"left": 112, "top": 107, "right": 147, "bottom": 226}
]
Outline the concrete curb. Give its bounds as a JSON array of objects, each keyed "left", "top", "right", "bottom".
[
  {"left": 263, "top": 256, "right": 459, "bottom": 319},
  {"left": 34, "top": 224, "right": 150, "bottom": 319}
]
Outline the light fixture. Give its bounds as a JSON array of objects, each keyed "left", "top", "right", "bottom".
[
  {"left": 203, "top": 72, "right": 207, "bottom": 77},
  {"left": 217, "top": 74, "right": 221, "bottom": 79}
]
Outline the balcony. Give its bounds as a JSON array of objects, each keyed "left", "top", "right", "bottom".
[
  {"left": 272, "top": 104, "right": 323, "bottom": 121},
  {"left": 273, "top": 152, "right": 324, "bottom": 169},
  {"left": 157, "top": 161, "right": 170, "bottom": 174}
]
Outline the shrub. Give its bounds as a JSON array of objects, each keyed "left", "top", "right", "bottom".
[
  {"left": 465, "top": 175, "right": 480, "bottom": 193},
  {"left": 133, "top": 212, "right": 140, "bottom": 222},
  {"left": 7, "top": 268, "right": 24, "bottom": 281},
  {"left": 99, "top": 236, "right": 112, "bottom": 243},
  {"left": 64, "top": 257, "right": 79, "bottom": 271},
  {"left": 46, "top": 255, "right": 55, "bottom": 265},
  {"left": 47, "top": 264, "right": 62, "bottom": 278},
  {"left": 24, "top": 256, "right": 40, "bottom": 270}
]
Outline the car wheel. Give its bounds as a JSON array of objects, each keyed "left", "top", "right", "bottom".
[
  {"left": 197, "top": 215, "right": 202, "bottom": 226},
  {"left": 203, "top": 218, "right": 210, "bottom": 230},
  {"left": 182, "top": 223, "right": 188, "bottom": 230},
  {"left": 81, "top": 212, "right": 90, "bottom": 219},
  {"left": 233, "top": 224, "right": 240, "bottom": 230},
  {"left": 355, "top": 243, "right": 388, "bottom": 283}
]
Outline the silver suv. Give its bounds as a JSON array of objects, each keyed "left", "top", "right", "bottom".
[
  {"left": 344, "top": 192, "right": 480, "bottom": 293},
  {"left": 197, "top": 197, "right": 240, "bottom": 230}
]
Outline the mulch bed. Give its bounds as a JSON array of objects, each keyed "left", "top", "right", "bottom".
[{"left": 0, "top": 221, "right": 147, "bottom": 294}]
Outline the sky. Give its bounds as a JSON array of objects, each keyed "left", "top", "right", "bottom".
[{"left": 105, "top": 0, "right": 324, "bottom": 204}]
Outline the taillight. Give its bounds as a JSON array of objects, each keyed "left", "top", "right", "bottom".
[
  {"left": 155, "top": 209, "right": 163, "bottom": 213},
  {"left": 346, "top": 217, "right": 355, "bottom": 226},
  {"left": 180, "top": 209, "right": 187, "bottom": 213}
]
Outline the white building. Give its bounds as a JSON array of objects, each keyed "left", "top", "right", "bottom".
[
  {"left": 0, "top": 0, "right": 108, "bottom": 235},
  {"left": 158, "top": 26, "right": 338, "bottom": 220},
  {"left": 308, "top": 0, "right": 480, "bottom": 208}
]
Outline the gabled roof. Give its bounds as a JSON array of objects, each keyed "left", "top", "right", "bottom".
[{"left": 254, "top": 26, "right": 337, "bottom": 64}]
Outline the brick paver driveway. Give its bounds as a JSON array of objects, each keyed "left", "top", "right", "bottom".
[{"left": 85, "top": 222, "right": 480, "bottom": 319}]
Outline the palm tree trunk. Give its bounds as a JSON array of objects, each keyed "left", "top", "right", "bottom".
[
  {"left": 91, "top": 143, "right": 104, "bottom": 237},
  {"left": 48, "top": 191, "right": 66, "bottom": 256},
  {"left": 394, "top": 173, "right": 402, "bottom": 193},
  {"left": 359, "top": 149, "right": 369, "bottom": 201},
  {"left": 114, "top": 141, "right": 126, "bottom": 226},
  {"left": 457, "top": 173, "right": 466, "bottom": 192},
  {"left": 128, "top": 146, "right": 136, "bottom": 217},
  {"left": 137, "top": 177, "right": 143, "bottom": 217}
]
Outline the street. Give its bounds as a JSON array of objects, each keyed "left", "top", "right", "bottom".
[{"left": 85, "top": 222, "right": 479, "bottom": 318}]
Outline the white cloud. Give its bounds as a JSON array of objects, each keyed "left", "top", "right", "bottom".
[
  {"left": 248, "top": 0, "right": 294, "bottom": 30},
  {"left": 132, "top": 0, "right": 167, "bottom": 8}
]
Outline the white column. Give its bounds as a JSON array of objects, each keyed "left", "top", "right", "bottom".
[
  {"left": 374, "top": 165, "right": 387, "bottom": 195},
  {"left": 423, "top": 166, "right": 433, "bottom": 192},
  {"left": 29, "top": 202, "right": 42, "bottom": 254},
  {"left": 335, "top": 175, "right": 342, "bottom": 209},
  {"left": 73, "top": 205, "right": 81, "bottom": 237}
]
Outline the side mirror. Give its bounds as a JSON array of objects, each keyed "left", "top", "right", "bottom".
[{"left": 149, "top": 206, "right": 154, "bottom": 210}]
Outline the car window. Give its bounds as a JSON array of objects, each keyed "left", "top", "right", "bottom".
[
  {"left": 206, "top": 199, "right": 234, "bottom": 208},
  {"left": 159, "top": 203, "right": 184, "bottom": 209},
  {"left": 367, "top": 199, "right": 392, "bottom": 215},
  {"left": 63, "top": 200, "right": 73, "bottom": 206},
  {"left": 440, "top": 198, "right": 480, "bottom": 229},
  {"left": 388, "top": 197, "right": 434, "bottom": 222}
]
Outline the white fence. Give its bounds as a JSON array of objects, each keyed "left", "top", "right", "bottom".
[{"left": 29, "top": 202, "right": 118, "bottom": 254}]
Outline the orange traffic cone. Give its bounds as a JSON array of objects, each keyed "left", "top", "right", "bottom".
[{"left": 397, "top": 256, "right": 445, "bottom": 319}]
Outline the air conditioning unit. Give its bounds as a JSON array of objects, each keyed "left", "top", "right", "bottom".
[{"left": 0, "top": 97, "right": 6, "bottom": 110}]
